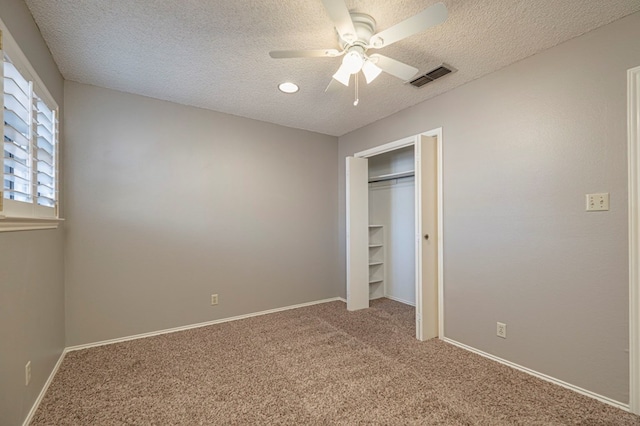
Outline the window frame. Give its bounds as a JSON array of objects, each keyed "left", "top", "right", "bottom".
[{"left": 0, "top": 19, "right": 63, "bottom": 232}]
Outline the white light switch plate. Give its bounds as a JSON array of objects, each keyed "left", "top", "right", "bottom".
[{"left": 586, "top": 193, "right": 609, "bottom": 211}]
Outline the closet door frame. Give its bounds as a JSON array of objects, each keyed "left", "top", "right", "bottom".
[{"left": 353, "top": 127, "right": 443, "bottom": 341}]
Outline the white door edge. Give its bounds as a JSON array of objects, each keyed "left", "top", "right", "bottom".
[
  {"left": 415, "top": 136, "right": 423, "bottom": 339},
  {"left": 346, "top": 156, "right": 370, "bottom": 311},
  {"left": 628, "top": 65, "right": 640, "bottom": 415}
]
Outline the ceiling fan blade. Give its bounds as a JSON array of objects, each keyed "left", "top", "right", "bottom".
[
  {"left": 322, "top": 0, "right": 358, "bottom": 43},
  {"left": 369, "top": 54, "right": 419, "bottom": 81},
  {"left": 270, "top": 49, "right": 342, "bottom": 59},
  {"left": 368, "top": 2, "right": 447, "bottom": 49}
]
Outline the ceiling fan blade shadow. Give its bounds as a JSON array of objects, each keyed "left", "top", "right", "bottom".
[
  {"left": 369, "top": 2, "right": 447, "bottom": 49},
  {"left": 322, "top": 0, "right": 358, "bottom": 43},
  {"left": 270, "top": 49, "right": 342, "bottom": 59},
  {"left": 369, "top": 54, "right": 419, "bottom": 81}
]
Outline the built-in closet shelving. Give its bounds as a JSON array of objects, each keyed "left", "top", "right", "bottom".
[{"left": 368, "top": 225, "right": 384, "bottom": 286}]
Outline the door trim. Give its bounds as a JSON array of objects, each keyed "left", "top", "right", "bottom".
[
  {"left": 628, "top": 65, "right": 640, "bottom": 415},
  {"left": 354, "top": 128, "right": 444, "bottom": 341}
]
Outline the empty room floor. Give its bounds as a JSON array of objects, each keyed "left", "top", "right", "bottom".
[{"left": 32, "top": 299, "right": 640, "bottom": 425}]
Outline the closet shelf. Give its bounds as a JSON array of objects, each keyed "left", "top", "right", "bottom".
[
  {"left": 368, "top": 224, "right": 384, "bottom": 293},
  {"left": 368, "top": 170, "right": 415, "bottom": 183}
]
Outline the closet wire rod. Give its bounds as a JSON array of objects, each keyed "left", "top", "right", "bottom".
[{"left": 368, "top": 170, "right": 415, "bottom": 183}]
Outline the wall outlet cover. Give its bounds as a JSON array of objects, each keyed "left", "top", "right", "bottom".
[{"left": 497, "top": 322, "right": 507, "bottom": 339}]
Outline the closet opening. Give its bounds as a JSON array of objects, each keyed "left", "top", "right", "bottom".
[
  {"left": 367, "top": 146, "right": 416, "bottom": 306},
  {"left": 346, "top": 130, "right": 441, "bottom": 341}
]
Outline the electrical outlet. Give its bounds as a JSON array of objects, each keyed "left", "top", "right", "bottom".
[
  {"left": 586, "top": 193, "right": 609, "bottom": 211},
  {"left": 497, "top": 322, "right": 507, "bottom": 339},
  {"left": 25, "top": 361, "right": 31, "bottom": 386},
  {"left": 211, "top": 294, "right": 218, "bottom": 306}
]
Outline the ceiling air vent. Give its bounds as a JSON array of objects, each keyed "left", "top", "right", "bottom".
[{"left": 409, "top": 64, "right": 455, "bottom": 88}]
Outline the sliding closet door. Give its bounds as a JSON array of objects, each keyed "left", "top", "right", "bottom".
[
  {"left": 415, "top": 135, "right": 439, "bottom": 340},
  {"left": 346, "top": 156, "right": 369, "bottom": 311}
]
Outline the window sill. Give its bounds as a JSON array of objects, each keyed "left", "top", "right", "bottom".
[{"left": 0, "top": 215, "right": 64, "bottom": 232}]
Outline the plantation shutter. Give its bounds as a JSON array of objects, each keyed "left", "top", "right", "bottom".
[
  {"left": 3, "top": 54, "right": 32, "bottom": 203},
  {"left": 34, "top": 95, "right": 56, "bottom": 207}
]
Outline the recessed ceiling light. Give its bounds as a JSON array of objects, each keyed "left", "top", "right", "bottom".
[{"left": 278, "top": 82, "right": 299, "bottom": 94}]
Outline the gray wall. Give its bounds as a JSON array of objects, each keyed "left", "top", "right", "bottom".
[
  {"left": 339, "top": 12, "right": 640, "bottom": 404},
  {"left": 63, "top": 82, "right": 339, "bottom": 346},
  {"left": 0, "top": 0, "right": 65, "bottom": 425}
]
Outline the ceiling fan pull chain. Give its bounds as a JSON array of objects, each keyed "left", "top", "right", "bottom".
[{"left": 353, "top": 73, "right": 359, "bottom": 106}]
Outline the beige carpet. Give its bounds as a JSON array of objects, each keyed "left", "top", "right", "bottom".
[{"left": 32, "top": 299, "right": 639, "bottom": 425}]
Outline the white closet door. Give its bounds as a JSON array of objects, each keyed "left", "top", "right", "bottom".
[
  {"left": 346, "top": 156, "right": 369, "bottom": 311},
  {"left": 415, "top": 135, "right": 439, "bottom": 340}
]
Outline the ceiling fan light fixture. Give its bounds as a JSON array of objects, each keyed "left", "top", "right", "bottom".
[
  {"left": 332, "top": 64, "right": 351, "bottom": 86},
  {"left": 342, "top": 50, "right": 364, "bottom": 74},
  {"left": 278, "top": 82, "right": 299, "bottom": 93},
  {"left": 362, "top": 60, "right": 382, "bottom": 84}
]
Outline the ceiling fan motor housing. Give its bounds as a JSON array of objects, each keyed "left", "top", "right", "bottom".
[{"left": 339, "top": 13, "right": 376, "bottom": 49}]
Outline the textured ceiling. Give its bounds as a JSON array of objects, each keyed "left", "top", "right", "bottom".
[{"left": 25, "top": 0, "right": 640, "bottom": 136}]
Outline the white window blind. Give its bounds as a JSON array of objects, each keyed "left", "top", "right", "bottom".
[
  {"left": 3, "top": 55, "right": 32, "bottom": 204},
  {"left": 35, "top": 95, "right": 57, "bottom": 208},
  {"left": 0, "top": 21, "right": 60, "bottom": 226}
]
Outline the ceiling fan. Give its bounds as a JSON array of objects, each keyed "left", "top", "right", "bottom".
[{"left": 269, "top": 0, "right": 448, "bottom": 97}]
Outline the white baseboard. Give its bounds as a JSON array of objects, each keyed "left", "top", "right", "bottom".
[
  {"left": 384, "top": 294, "right": 416, "bottom": 307},
  {"left": 22, "top": 350, "right": 66, "bottom": 426},
  {"left": 441, "top": 337, "right": 630, "bottom": 412},
  {"left": 66, "top": 297, "right": 344, "bottom": 352}
]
